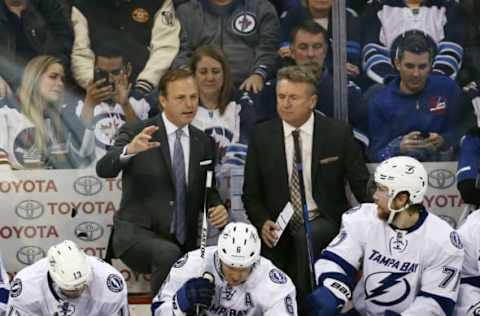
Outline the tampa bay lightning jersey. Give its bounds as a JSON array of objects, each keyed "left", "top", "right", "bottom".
[
  {"left": 6, "top": 256, "right": 128, "bottom": 316},
  {"left": 0, "top": 253, "right": 9, "bottom": 316},
  {"left": 314, "top": 203, "right": 464, "bottom": 316},
  {"left": 454, "top": 210, "right": 480, "bottom": 316},
  {"left": 153, "top": 246, "right": 297, "bottom": 316}
]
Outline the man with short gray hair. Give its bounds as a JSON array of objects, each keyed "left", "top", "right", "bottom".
[{"left": 243, "top": 65, "right": 370, "bottom": 313}]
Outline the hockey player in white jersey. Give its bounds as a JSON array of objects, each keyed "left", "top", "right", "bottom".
[
  {"left": 6, "top": 240, "right": 129, "bottom": 316},
  {"left": 0, "top": 252, "right": 9, "bottom": 316},
  {"left": 306, "top": 156, "right": 464, "bottom": 316},
  {"left": 454, "top": 209, "right": 480, "bottom": 316},
  {"left": 152, "top": 222, "right": 298, "bottom": 315}
]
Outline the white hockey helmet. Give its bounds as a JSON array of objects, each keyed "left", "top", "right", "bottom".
[
  {"left": 218, "top": 222, "right": 261, "bottom": 268},
  {"left": 374, "top": 156, "right": 428, "bottom": 222},
  {"left": 47, "top": 240, "right": 92, "bottom": 291}
]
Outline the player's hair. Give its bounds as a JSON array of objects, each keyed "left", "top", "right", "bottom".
[
  {"left": 394, "top": 30, "right": 436, "bottom": 62},
  {"left": 291, "top": 20, "right": 328, "bottom": 48},
  {"left": 277, "top": 65, "right": 318, "bottom": 95},
  {"left": 189, "top": 45, "right": 233, "bottom": 115},
  {"left": 18, "top": 55, "right": 65, "bottom": 155},
  {"left": 158, "top": 67, "right": 195, "bottom": 97}
]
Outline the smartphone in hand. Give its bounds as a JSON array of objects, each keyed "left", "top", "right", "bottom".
[{"left": 94, "top": 69, "right": 115, "bottom": 90}]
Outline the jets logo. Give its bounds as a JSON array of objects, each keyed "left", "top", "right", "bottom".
[
  {"left": 365, "top": 272, "right": 411, "bottom": 306},
  {"left": 92, "top": 113, "right": 126, "bottom": 148},
  {"left": 232, "top": 12, "right": 256, "bottom": 34}
]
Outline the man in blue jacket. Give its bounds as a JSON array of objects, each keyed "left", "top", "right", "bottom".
[{"left": 368, "top": 31, "right": 462, "bottom": 163}]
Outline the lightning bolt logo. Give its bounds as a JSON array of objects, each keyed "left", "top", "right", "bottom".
[{"left": 365, "top": 272, "right": 411, "bottom": 306}]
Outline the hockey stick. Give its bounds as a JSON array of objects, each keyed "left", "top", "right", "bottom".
[
  {"left": 293, "top": 138, "right": 317, "bottom": 291},
  {"left": 196, "top": 169, "right": 213, "bottom": 315}
]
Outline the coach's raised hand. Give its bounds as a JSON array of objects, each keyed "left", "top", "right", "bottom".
[{"left": 126, "top": 125, "right": 161, "bottom": 155}]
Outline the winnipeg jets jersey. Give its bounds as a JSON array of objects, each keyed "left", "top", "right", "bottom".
[
  {"left": 314, "top": 203, "right": 464, "bottom": 316},
  {"left": 153, "top": 246, "right": 297, "bottom": 316},
  {"left": 7, "top": 256, "right": 128, "bottom": 316},
  {"left": 454, "top": 210, "right": 480, "bottom": 316},
  {"left": 0, "top": 105, "right": 35, "bottom": 169},
  {"left": 192, "top": 101, "right": 241, "bottom": 150},
  {"left": 75, "top": 98, "right": 150, "bottom": 164},
  {"left": 0, "top": 105, "right": 96, "bottom": 169},
  {"left": 0, "top": 253, "right": 9, "bottom": 316}
]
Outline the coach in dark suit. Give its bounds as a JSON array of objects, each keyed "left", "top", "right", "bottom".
[
  {"left": 243, "top": 66, "right": 370, "bottom": 312},
  {"left": 96, "top": 68, "right": 228, "bottom": 293}
]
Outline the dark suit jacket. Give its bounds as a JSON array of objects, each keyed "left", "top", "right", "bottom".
[
  {"left": 96, "top": 114, "right": 222, "bottom": 255},
  {"left": 242, "top": 114, "right": 370, "bottom": 261}
]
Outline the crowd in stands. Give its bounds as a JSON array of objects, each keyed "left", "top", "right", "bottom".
[
  {"left": 1, "top": 0, "right": 479, "bottom": 169},
  {"left": 1, "top": 0, "right": 480, "bottom": 313}
]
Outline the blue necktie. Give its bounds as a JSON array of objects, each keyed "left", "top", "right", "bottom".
[{"left": 172, "top": 128, "right": 186, "bottom": 244}]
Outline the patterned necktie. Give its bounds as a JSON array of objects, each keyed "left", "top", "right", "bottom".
[
  {"left": 289, "top": 129, "right": 304, "bottom": 231},
  {"left": 172, "top": 128, "right": 187, "bottom": 244}
]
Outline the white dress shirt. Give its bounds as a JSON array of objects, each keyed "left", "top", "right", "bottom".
[
  {"left": 282, "top": 113, "right": 318, "bottom": 215},
  {"left": 162, "top": 112, "right": 190, "bottom": 182},
  {"left": 120, "top": 113, "right": 190, "bottom": 183}
]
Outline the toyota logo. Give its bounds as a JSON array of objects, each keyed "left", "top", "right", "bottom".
[
  {"left": 15, "top": 200, "right": 44, "bottom": 220},
  {"left": 73, "top": 176, "right": 102, "bottom": 196},
  {"left": 428, "top": 169, "right": 456, "bottom": 189},
  {"left": 16, "top": 246, "right": 45, "bottom": 265},
  {"left": 74, "top": 221, "right": 104, "bottom": 241}
]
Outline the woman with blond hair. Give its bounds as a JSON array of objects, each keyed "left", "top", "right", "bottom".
[{"left": 0, "top": 55, "right": 94, "bottom": 169}]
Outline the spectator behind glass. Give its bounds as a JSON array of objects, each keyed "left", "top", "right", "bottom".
[
  {"left": 268, "top": 0, "right": 299, "bottom": 16},
  {"left": 257, "top": 21, "right": 369, "bottom": 148},
  {"left": 189, "top": 46, "right": 256, "bottom": 225},
  {"left": 67, "top": 44, "right": 153, "bottom": 167},
  {"left": 0, "top": 55, "right": 95, "bottom": 169},
  {"left": 0, "top": 0, "right": 73, "bottom": 97},
  {"left": 346, "top": 0, "right": 368, "bottom": 16},
  {"left": 172, "top": 0, "right": 280, "bottom": 94},
  {"left": 71, "top": 0, "right": 180, "bottom": 98},
  {"left": 279, "top": 0, "right": 361, "bottom": 78},
  {"left": 360, "top": 0, "right": 464, "bottom": 85},
  {"left": 367, "top": 31, "right": 462, "bottom": 163},
  {"left": 457, "top": 86, "right": 480, "bottom": 210},
  {"left": 459, "top": 0, "right": 480, "bottom": 86}
]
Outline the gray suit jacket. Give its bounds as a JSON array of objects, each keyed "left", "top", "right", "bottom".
[{"left": 96, "top": 114, "right": 222, "bottom": 255}]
